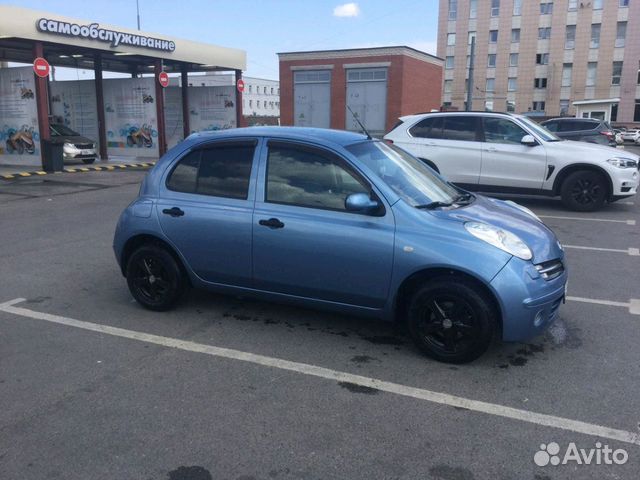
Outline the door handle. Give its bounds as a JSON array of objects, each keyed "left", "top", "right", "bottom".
[
  {"left": 259, "top": 218, "right": 285, "bottom": 229},
  {"left": 484, "top": 147, "right": 497, "bottom": 152},
  {"left": 162, "top": 207, "right": 185, "bottom": 217}
]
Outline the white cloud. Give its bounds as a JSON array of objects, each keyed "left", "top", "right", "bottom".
[{"left": 333, "top": 3, "right": 361, "bottom": 17}]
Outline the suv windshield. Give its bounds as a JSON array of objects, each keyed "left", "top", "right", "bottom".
[
  {"left": 515, "top": 115, "right": 561, "bottom": 142},
  {"left": 50, "top": 124, "right": 80, "bottom": 136},
  {"left": 346, "top": 140, "right": 463, "bottom": 207}
]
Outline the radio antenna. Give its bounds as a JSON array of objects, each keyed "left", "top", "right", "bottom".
[{"left": 347, "top": 105, "right": 372, "bottom": 140}]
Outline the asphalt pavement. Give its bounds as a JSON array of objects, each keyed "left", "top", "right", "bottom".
[{"left": 0, "top": 167, "right": 639, "bottom": 480}]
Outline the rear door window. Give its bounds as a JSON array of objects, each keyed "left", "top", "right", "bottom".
[
  {"left": 409, "top": 117, "right": 444, "bottom": 139},
  {"left": 441, "top": 116, "right": 479, "bottom": 141},
  {"left": 167, "top": 142, "right": 256, "bottom": 199}
]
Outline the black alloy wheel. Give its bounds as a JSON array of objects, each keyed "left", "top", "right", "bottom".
[
  {"left": 126, "top": 245, "right": 185, "bottom": 311},
  {"left": 407, "top": 278, "right": 496, "bottom": 363}
]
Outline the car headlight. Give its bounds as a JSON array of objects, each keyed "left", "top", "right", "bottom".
[
  {"left": 464, "top": 221, "right": 532, "bottom": 260},
  {"left": 503, "top": 200, "right": 542, "bottom": 222},
  {"left": 63, "top": 142, "right": 78, "bottom": 153},
  {"left": 607, "top": 157, "right": 638, "bottom": 169}
]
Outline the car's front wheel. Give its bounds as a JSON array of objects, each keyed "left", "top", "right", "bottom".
[
  {"left": 406, "top": 277, "right": 497, "bottom": 363},
  {"left": 126, "top": 245, "right": 186, "bottom": 311},
  {"left": 560, "top": 170, "right": 608, "bottom": 212}
]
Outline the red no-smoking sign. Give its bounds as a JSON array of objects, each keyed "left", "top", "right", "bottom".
[
  {"left": 33, "top": 57, "right": 50, "bottom": 78},
  {"left": 158, "top": 71, "right": 169, "bottom": 88}
]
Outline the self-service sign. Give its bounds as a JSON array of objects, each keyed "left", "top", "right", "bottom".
[
  {"left": 158, "top": 71, "right": 169, "bottom": 88},
  {"left": 33, "top": 57, "right": 50, "bottom": 78}
]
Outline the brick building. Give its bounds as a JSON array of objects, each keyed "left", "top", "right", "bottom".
[{"left": 278, "top": 47, "right": 444, "bottom": 136}]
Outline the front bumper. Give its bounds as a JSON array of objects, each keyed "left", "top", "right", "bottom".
[
  {"left": 491, "top": 256, "right": 568, "bottom": 342},
  {"left": 610, "top": 167, "right": 639, "bottom": 197}
]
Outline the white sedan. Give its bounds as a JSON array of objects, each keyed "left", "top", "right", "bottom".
[{"left": 621, "top": 129, "right": 640, "bottom": 143}]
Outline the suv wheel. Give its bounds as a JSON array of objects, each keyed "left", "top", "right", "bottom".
[
  {"left": 560, "top": 170, "right": 608, "bottom": 212},
  {"left": 126, "top": 245, "right": 186, "bottom": 311},
  {"left": 406, "top": 277, "right": 496, "bottom": 363}
]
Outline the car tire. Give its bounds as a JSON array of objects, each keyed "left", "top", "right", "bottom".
[
  {"left": 560, "top": 170, "right": 608, "bottom": 212},
  {"left": 82, "top": 158, "right": 95, "bottom": 164},
  {"left": 406, "top": 277, "right": 497, "bottom": 364},
  {"left": 126, "top": 245, "right": 186, "bottom": 311}
]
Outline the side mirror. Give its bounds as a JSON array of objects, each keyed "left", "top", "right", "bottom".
[
  {"left": 345, "top": 193, "right": 381, "bottom": 214},
  {"left": 521, "top": 134, "right": 537, "bottom": 146}
]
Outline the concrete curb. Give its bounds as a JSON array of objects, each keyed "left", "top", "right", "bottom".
[{"left": 0, "top": 162, "right": 156, "bottom": 180}]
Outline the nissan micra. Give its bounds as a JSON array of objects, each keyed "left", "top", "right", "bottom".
[{"left": 114, "top": 127, "right": 567, "bottom": 363}]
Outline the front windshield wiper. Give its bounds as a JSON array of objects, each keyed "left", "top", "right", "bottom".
[{"left": 415, "top": 201, "right": 454, "bottom": 210}]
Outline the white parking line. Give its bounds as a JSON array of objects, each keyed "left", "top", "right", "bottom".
[
  {"left": 0, "top": 297, "right": 639, "bottom": 447},
  {"left": 567, "top": 296, "right": 640, "bottom": 315},
  {"left": 563, "top": 245, "right": 640, "bottom": 256},
  {"left": 538, "top": 215, "right": 636, "bottom": 225}
]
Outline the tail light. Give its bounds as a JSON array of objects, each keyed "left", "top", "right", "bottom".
[{"left": 600, "top": 131, "right": 614, "bottom": 140}]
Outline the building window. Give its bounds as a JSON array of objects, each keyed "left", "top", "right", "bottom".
[
  {"left": 466, "top": 55, "right": 471, "bottom": 68},
  {"left": 532, "top": 101, "right": 546, "bottom": 112},
  {"left": 487, "top": 54, "right": 497, "bottom": 68},
  {"left": 486, "top": 78, "right": 495, "bottom": 92},
  {"left": 446, "top": 56, "right": 455, "bottom": 69},
  {"left": 513, "top": 0, "right": 522, "bottom": 15},
  {"left": 638, "top": 69, "right": 640, "bottom": 85},
  {"left": 612, "top": 61, "right": 623, "bottom": 85},
  {"left": 565, "top": 25, "right": 576, "bottom": 49},
  {"left": 534, "top": 78, "right": 548, "bottom": 89},
  {"left": 620, "top": 0, "right": 629, "bottom": 7},
  {"left": 468, "top": 31, "right": 477, "bottom": 44},
  {"left": 540, "top": 2, "right": 553, "bottom": 14},
  {"left": 611, "top": 103, "right": 618, "bottom": 122},
  {"left": 560, "top": 100, "right": 570, "bottom": 116},
  {"left": 248, "top": 85, "right": 252, "bottom": 93},
  {"left": 509, "top": 53, "right": 519, "bottom": 67},
  {"left": 511, "top": 29, "right": 520, "bottom": 43},
  {"left": 590, "top": 24, "right": 601, "bottom": 49},
  {"left": 447, "top": 33, "right": 456, "bottom": 46},
  {"left": 271, "top": 87, "right": 274, "bottom": 94},
  {"left": 634, "top": 100, "right": 640, "bottom": 122},
  {"left": 506, "top": 101, "right": 515, "bottom": 112},
  {"left": 562, "top": 63, "right": 573, "bottom": 87},
  {"left": 469, "top": 0, "right": 477, "bottom": 18},
  {"left": 616, "top": 22, "right": 626, "bottom": 48},
  {"left": 586, "top": 62, "right": 597, "bottom": 86},
  {"left": 538, "top": 27, "right": 551, "bottom": 40},
  {"left": 448, "top": 0, "right": 457, "bottom": 20},
  {"left": 249, "top": 100, "right": 253, "bottom": 107},
  {"left": 508, "top": 78, "right": 517, "bottom": 91},
  {"left": 489, "top": 30, "right": 498, "bottom": 43},
  {"left": 536, "top": 53, "right": 549, "bottom": 65},
  {"left": 491, "top": 0, "right": 500, "bottom": 17},
  {"left": 593, "top": 0, "right": 603, "bottom": 9},
  {"left": 444, "top": 80, "right": 453, "bottom": 93}
]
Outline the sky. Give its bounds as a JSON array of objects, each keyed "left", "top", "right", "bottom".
[{"left": 5, "top": 0, "right": 440, "bottom": 80}]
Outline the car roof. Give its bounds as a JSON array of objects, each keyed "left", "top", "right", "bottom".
[
  {"left": 543, "top": 117, "right": 600, "bottom": 123},
  {"left": 398, "top": 111, "right": 516, "bottom": 122},
  {"left": 188, "top": 126, "right": 368, "bottom": 147}
]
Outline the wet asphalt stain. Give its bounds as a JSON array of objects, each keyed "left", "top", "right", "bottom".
[
  {"left": 429, "top": 464, "right": 475, "bottom": 480},
  {"left": 338, "top": 381, "right": 380, "bottom": 395},
  {"left": 546, "top": 319, "right": 583, "bottom": 349},
  {"left": 362, "top": 335, "right": 405, "bottom": 346},
  {"left": 497, "top": 343, "right": 545, "bottom": 368},
  {"left": 508, "top": 356, "right": 528, "bottom": 367},
  {"left": 534, "top": 475, "right": 552, "bottom": 480},
  {"left": 25, "top": 296, "right": 51, "bottom": 304},
  {"left": 167, "top": 466, "right": 212, "bottom": 480},
  {"left": 350, "top": 355, "right": 379, "bottom": 364}
]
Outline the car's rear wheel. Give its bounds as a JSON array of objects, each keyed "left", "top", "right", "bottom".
[
  {"left": 406, "top": 278, "right": 497, "bottom": 363},
  {"left": 560, "top": 170, "right": 608, "bottom": 212},
  {"left": 126, "top": 245, "right": 186, "bottom": 311}
]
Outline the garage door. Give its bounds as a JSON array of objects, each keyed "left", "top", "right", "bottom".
[
  {"left": 345, "top": 68, "right": 387, "bottom": 137},
  {"left": 293, "top": 70, "right": 331, "bottom": 128}
]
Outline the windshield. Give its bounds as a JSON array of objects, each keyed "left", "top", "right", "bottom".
[
  {"left": 50, "top": 124, "right": 80, "bottom": 136},
  {"left": 515, "top": 115, "right": 561, "bottom": 142},
  {"left": 346, "top": 141, "right": 461, "bottom": 206}
]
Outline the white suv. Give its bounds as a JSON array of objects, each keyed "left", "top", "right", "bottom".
[{"left": 384, "top": 112, "right": 639, "bottom": 211}]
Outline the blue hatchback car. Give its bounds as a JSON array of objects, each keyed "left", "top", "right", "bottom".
[{"left": 114, "top": 127, "right": 567, "bottom": 363}]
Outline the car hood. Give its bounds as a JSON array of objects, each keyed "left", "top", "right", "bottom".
[
  {"left": 427, "top": 195, "right": 563, "bottom": 264},
  {"left": 546, "top": 139, "right": 639, "bottom": 160}
]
